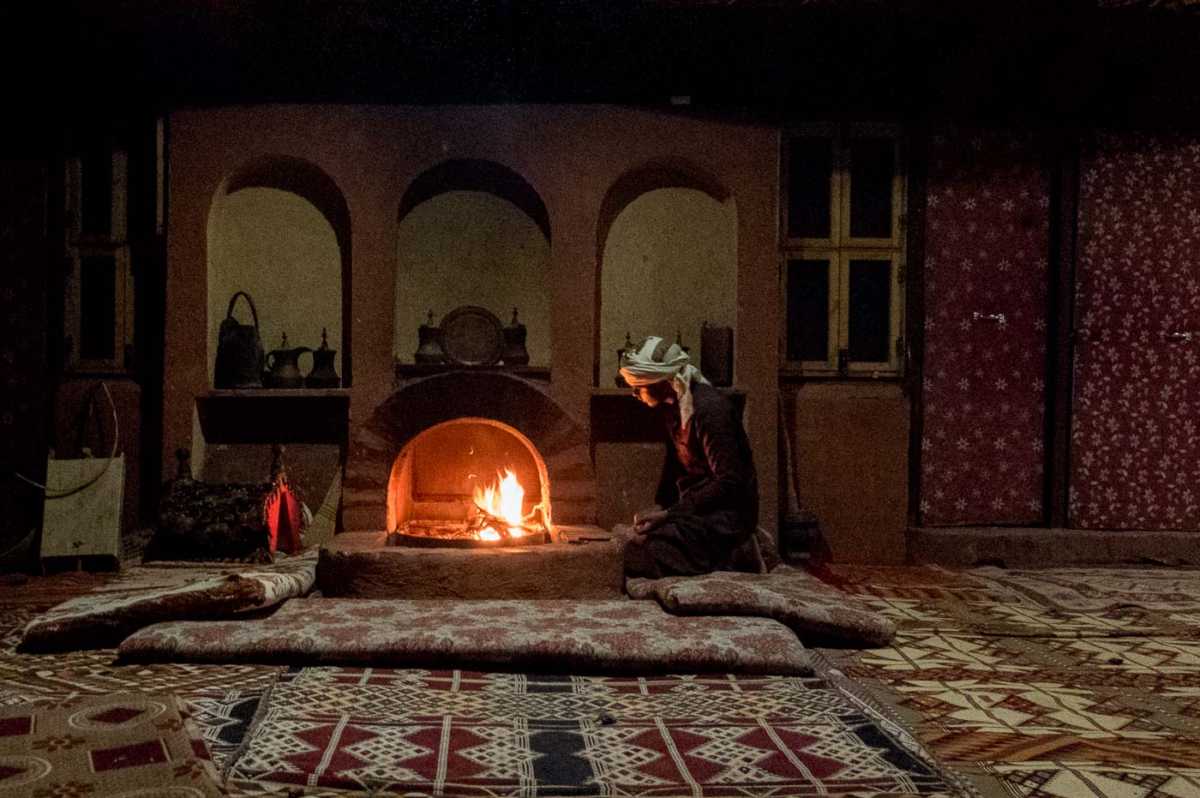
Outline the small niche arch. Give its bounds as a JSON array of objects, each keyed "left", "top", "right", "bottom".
[
  {"left": 394, "top": 159, "right": 552, "bottom": 366},
  {"left": 208, "top": 155, "right": 353, "bottom": 385},
  {"left": 594, "top": 159, "right": 737, "bottom": 386}
]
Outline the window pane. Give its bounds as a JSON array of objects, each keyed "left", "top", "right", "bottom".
[
  {"left": 848, "top": 138, "right": 894, "bottom": 238},
  {"left": 80, "top": 254, "right": 116, "bottom": 360},
  {"left": 848, "top": 259, "right": 891, "bottom": 362},
  {"left": 786, "top": 137, "right": 833, "bottom": 239},
  {"left": 786, "top": 259, "right": 829, "bottom": 362},
  {"left": 81, "top": 147, "right": 113, "bottom": 237}
]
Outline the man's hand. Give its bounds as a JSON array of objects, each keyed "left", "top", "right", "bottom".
[{"left": 633, "top": 508, "right": 669, "bottom": 535}]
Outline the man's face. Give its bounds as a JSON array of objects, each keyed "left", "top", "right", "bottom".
[{"left": 632, "top": 381, "right": 675, "bottom": 407}]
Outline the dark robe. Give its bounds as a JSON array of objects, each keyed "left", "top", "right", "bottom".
[{"left": 623, "top": 382, "right": 759, "bottom": 578}]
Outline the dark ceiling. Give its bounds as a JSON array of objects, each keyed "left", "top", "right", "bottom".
[{"left": 8, "top": 1, "right": 1200, "bottom": 129}]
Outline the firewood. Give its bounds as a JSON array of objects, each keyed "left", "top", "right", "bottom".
[{"left": 469, "top": 508, "right": 544, "bottom": 538}]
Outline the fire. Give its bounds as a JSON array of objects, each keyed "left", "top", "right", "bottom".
[{"left": 473, "top": 468, "right": 526, "bottom": 539}]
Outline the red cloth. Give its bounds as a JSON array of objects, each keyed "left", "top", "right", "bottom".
[{"left": 265, "top": 486, "right": 303, "bottom": 554}]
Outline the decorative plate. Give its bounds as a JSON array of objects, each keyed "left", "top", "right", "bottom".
[{"left": 440, "top": 305, "right": 503, "bottom": 366}]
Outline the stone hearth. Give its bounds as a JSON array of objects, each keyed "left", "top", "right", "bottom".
[{"left": 316, "top": 527, "right": 622, "bottom": 599}]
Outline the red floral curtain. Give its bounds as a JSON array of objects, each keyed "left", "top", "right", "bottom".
[
  {"left": 920, "top": 130, "right": 1051, "bottom": 525},
  {"left": 1070, "top": 132, "right": 1200, "bottom": 530}
]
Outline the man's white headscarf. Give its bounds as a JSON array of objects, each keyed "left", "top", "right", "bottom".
[{"left": 620, "top": 335, "right": 710, "bottom": 428}]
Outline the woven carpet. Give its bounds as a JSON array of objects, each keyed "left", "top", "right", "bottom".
[
  {"left": 223, "top": 665, "right": 975, "bottom": 797},
  {"left": 0, "top": 573, "right": 284, "bottom": 791},
  {"left": 819, "top": 564, "right": 1200, "bottom": 640},
  {"left": 19, "top": 550, "right": 318, "bottom": 652},
  {"left": 6, "top": 562, "right": 1198, "bottom": 797},
  {"left": 0, "top": 691, "right": 223, "bottom": 796},
  {"left": 822, "top": 564, "right": 1200, "bottom": 798},
  {"left": 119, "top": 598, "right": 812, "bottom": 674}
]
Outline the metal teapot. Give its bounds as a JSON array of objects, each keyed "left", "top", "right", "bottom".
[{"left": 263, "top": 333, "right": 311, "bottom": 389}]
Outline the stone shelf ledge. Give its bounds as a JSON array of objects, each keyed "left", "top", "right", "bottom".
[{"left": 196, "top": 389, "right": 350, "bottom": 445}]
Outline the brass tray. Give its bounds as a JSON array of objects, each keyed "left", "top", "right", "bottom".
[{"left": 440, "top": 305, "right": 503, "bottom": 366}]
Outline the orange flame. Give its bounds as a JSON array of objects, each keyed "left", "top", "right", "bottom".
[{"left": 473, "top": 468, "right": 525, "bottom": 539}]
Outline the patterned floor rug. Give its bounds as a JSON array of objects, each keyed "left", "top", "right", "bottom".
[
  {"left": 820, "top": 564, "right": 1200, "bottom": 640},
  {"left": 968, "top": 566, "right": 1200, "bottom": 614},
  {"left": 0, "top": 691, "right": 223, "bottom": 796},
  {"left": 119, "top": 598, "right": 812, "bottom": 674},
  {"left": 184, "top": 688, "right": 267, "bottom": 772},
  {"left": 824, "top": 564, "right": 1200, "bottom": 798},
  {"left": 226, "top": 666, "right": 976, "bottom": 797},
  {"left": 6, "top": 562, "right": 1197, "bottom": 797}
]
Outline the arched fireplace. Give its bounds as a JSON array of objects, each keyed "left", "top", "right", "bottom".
[
  {"left": 342, "top": 371, "right": 597, "bottom": 534},
  {"left": 386, "top": 417, "right": 553, "bottom": 545},
  {"left": 323, "top": 370, "right": 620, "bottom": 598}
]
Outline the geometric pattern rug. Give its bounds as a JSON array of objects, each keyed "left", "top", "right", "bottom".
[
  {"left": 184, "top": 688, "right": 266, "bottom": 772},
  {"left": 822, "top": 564, "right": 1200, "bottom": 798},
  {"left": 818, "top": 564, "right": 1200, "bottom": 640},
  {"left": 7, "top": 563, "right": 1199, "bottom": 797},
  {"left": 0, "top": 691, "right": 223, "bottom": 797},
  {"left": 968, "top": 566, "right": 1200, "bottom": 613},
  {"left": 226, "top": 666, "right": 977, "bottom": 797}
]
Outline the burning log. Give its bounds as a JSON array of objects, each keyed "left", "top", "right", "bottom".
[{"left": 467, "top": 502, "right": 548, "bottom": 539}]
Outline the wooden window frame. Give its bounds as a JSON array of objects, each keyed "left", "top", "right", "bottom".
[
  {"left": 780, "top": 123, "right": 907, "bottom": 378},
  {"left": 64, "top": 148, "right": 134, "bottom": 374}
]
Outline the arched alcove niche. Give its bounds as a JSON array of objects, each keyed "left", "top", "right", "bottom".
[
  {"left": 207, "top": 156, "right": 352, "bottom": 386},
  {"left": 395, "top": 159, "right": 551, "bottom": 366},
  {"left": 596, "top": 160, "right": 737, "bottom": 386}
]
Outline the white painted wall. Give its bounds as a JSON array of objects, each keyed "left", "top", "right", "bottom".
[
  {"left": 206, "top": 187, "right": 343, "bottom": 384},
  {"left": 394, "top": 191, "right": 551, "bottom": 366},
  {"left": 600, "top": 188, "right": 737, "bottom": 386}
]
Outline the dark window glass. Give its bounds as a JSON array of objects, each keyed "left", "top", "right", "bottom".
[
  {"left": 81, "top": 148, "right": 113, "bottom": 237},
  {"left": 848, "top": 138, "right": 894, "bottom": 238},
  {"left": 786, "top": 137, "right": 833, "bottom": 239},
  {"left": 80, "top": 255, "right": 116, "bottom": 360},
  {"left": 786, "top": 259, "right": 829, "bottom": 362},
  {"left": 848, "top": 259, "right": 892, "bottom": 362}
]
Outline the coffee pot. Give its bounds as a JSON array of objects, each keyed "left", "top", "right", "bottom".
[
  {"left": 501, "top": 307, "right": 529, "bottom": 366},
  {"left": 414, "top": 310, "right": 446, "bottom": 363},
  {"left": 305, "top": 328, "right": 340, "bottom": 388},
  {"left": 263, "top": 333, "right": 311, "bottom": 389}
]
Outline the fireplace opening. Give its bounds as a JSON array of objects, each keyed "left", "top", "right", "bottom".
[{"left": 385, "top": 417, "right": 553, "bottom": 547}]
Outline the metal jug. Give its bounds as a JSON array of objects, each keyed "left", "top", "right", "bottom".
[
  {"left": 501, "top": 307, "right": 529, "bottom": 366},
  {"left": 305, "top": 328, "right": 340, "bottom": 388},
  {"left": 213, "top": 291, "right": 265, "bottom": 388},
  {"left": 263, "top": 333, "right": 311, "bottom": 389},
  {"left": 414, "top": 310, "right": 446, "bottom": 363}
]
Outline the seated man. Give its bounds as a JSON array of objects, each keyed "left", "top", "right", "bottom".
[{"left": 619, "top": 335, "right": 758, "bottom": 578}]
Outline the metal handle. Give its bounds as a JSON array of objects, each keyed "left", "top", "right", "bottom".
[
  {"left": 972, "top": 312, "right": 1007, "bottom": 326},
  {"left": 1164, "top": 331, "right": 1196, "bottom": 343}
]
